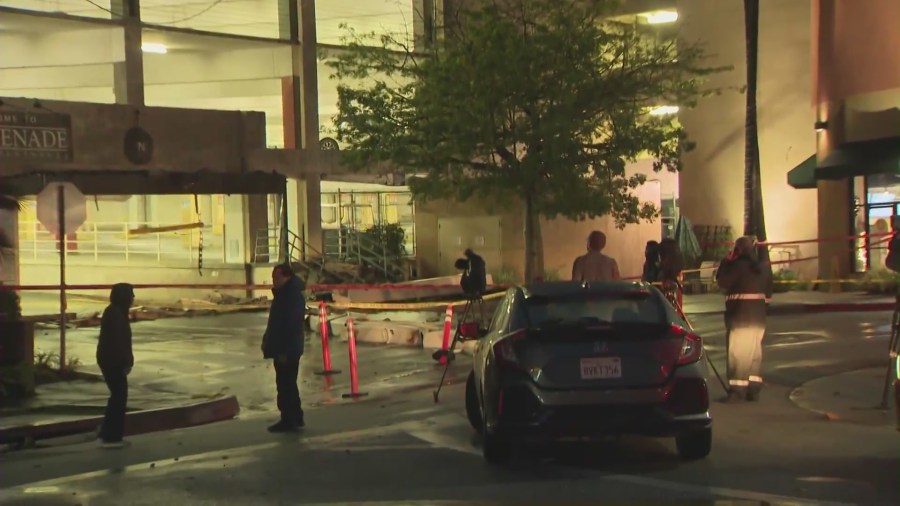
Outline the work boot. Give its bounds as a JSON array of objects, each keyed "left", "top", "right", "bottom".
[
  {"left": 719, "top": 389, "right": 745, "bottom": 403},
  {"left": 268, "top": 420, "right": 300, "bottom": 433},
  {"left": 99, "top": 439, "right": 131, "bottom": 449},
  {"left": 746, "top": 387, "right": 761, "bottom": 402}
]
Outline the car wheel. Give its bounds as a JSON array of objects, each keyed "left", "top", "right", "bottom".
[
  {"left": 481, "top": 403, "right": 511, "bottom": 464},
  {"left": 675, "top": 427, "right": 712, "bottom": 461},
  {"left": 482, "top": 429, "right": 511, "bottom": 464},
  {"left": 465, "top": 371, "right": 483, "bottom": 433}
]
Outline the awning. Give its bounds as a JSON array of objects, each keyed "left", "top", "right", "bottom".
[
  {"left": 786, "top": 154, "right": 817, "bottom": 189},
  {"left": 816, "top": 136, "right": 900, "bottom": 180},
  {"left": 3, "top": 170, "right": 287, "bottom": 196}
]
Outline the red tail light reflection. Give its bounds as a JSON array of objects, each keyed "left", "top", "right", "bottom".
[
  {"left": 671, "top": 324, "right": 703, "bottom": 365},
  {"left": 493, "top": 329, "right": 526, "bottom": 367}
]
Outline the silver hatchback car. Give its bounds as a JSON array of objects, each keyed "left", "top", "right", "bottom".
[{"left": 463, "top": 281, "right": 712, "bottom": 464}]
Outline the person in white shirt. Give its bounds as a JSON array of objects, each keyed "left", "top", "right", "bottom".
[{"left": 572, "top": 231, "right": 621, "bottom": 282}]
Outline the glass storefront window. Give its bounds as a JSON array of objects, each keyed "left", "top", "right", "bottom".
[
  {"left": 0, "top": 11, "right": 122, "bottom": 103},
  {"left": 140, "top": 0, "right": 289, "bottom": 40},
  {"left": 863, "top": 172, "right": 900, "bottom": 272},
  {"left": 0, "top": 0, "right": 113, "bottom": 20},
  {"left": 317, "top": 0, "right": 417, "bottom": 47},
  {"left": 141, "top": 28, "right": 292, "bottom": 148},
  {"left": 852, "top": 176, "right": 867, "bottom": 272}
]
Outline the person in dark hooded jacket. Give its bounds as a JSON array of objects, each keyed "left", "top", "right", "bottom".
[
  {"left": 96, "top": 283, "right": 134, "bottom": 448},
  {"left": 642, "top": 241, "right": 661, "bottom": 283},
  {"left": 261, "top": 264, "right": 306, "bottom": 432}
]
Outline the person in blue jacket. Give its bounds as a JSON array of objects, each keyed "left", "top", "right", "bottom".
[{"left": 261, "top": 263, "right": 306, "bottom": 432}]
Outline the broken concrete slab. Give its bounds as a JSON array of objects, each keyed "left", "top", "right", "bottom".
[
  {"left": 423, "top": 330, "right": 477, "bottom": 356},
  {"left": 423, "top": 329, "right": 447, "bottom": 351},
  {"left": 352, "top": 322, "right": 424, "bottom": 347},
  {"left": 331, "top": 274, "right": 496, "bottom": 304}
]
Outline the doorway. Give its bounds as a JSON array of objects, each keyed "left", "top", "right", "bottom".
[{"left": 437, "top": 216, "right": 502, "bottom": 276}]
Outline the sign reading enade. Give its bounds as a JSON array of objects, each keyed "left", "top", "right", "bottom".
[{"left": 0, "top": 111, "right": 73, "bottom": 162}]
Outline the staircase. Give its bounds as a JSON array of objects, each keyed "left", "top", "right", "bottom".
[
  {"left": 254, "top": 228, "right": 366, "bottom": 285},
  {"left": 255, "top": 226, "right": 410, "bottom": 285}
]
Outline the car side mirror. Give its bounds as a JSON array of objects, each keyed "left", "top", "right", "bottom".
[{"left": 459, "top": 321, "right": 488, "bottom": 340}]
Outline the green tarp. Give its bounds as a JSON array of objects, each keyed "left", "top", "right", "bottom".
[{"left": 786, "top": 154, "right": 817, "bottom": 189}]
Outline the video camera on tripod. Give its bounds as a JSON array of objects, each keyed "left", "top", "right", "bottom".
[{"left": 455, "top": 248, "right": 487, "bottom": 297}]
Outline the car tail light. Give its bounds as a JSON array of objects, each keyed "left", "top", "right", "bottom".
[
  {"left": 671, "top": 324, "right": 702, "bottom": 365},
  {"left": 493, "top": 329, "right": 526, "bottom": 368}
]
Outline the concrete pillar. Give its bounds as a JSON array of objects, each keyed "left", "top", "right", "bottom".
[
  {"left": 275, "top": 0, "right": 323, "bottom": 256},
  {"left": 299, "top": 0, "right": 323, "bottom": 253},
  {"left": 111, "top": 0, "right": 145, "bottom": 106},
  {"left": 0, "top": 208, "right": 19, "bottom": 286},
  {"left": 814, "top": 0, "right": 852, "bottom": 280},
  {"left": 413, "top": 0, "right": 435, "bottom": 51}
]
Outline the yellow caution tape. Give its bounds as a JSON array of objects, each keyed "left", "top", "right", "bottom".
[{"left": 325, "top": 290, "right": 506, "bottom": 311}]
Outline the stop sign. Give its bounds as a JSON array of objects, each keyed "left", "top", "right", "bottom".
[{"left": 37, "top": 182, "right": 87, "bottom": 235}]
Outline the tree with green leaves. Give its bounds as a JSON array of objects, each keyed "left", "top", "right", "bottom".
[{"left": 329, "top": 0, "right": 726, "bottom": 281}]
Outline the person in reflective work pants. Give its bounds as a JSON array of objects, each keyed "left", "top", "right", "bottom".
[{"left": 715, "top": 236, "right": 771, "bottom": 402}]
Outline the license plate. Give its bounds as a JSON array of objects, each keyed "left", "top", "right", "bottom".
[{"left": 580, "top": 357, "right": 622, "bottom": 379}]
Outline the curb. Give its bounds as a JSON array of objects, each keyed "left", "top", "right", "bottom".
[
  {"left": 685, "top": 301, "right": 894, "bottom": 317},
  {"left": 0, "top": 395, "right": 240, "bottom": 446},
  {"left": 788, "top": 367, "right": 898, "bottom": 427}
]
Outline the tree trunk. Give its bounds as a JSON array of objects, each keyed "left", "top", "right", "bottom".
[
  {"left": 742, "top": 0, "right": 773, "bottom": 280},
  {"left": 523, "top": 194, "right": 544, "bottom": 282}
]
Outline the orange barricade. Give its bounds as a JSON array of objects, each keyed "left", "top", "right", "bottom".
[
  {"left": 314, "top": 301, "right": 340, "bottom": 376},
  {"left": 341, "top": 317, "right": 367, "bottom": 399},
  {"left": 439, "top": 304, "right": 453, "bottom": 365}
]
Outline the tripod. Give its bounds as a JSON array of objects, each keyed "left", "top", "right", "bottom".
[
  {"left": 877, "top": 294, "right": 900, "bottom": 412},
  {"left": 663, "top": 280, "right": 729, "bottom": 393},
  {"left": 432, "top": 296, "right": 485, "bottom": 403}
]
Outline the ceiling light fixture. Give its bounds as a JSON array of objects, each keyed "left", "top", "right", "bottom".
[
  {"left": 643, "top": 10, "right": 679, "bottom": 24},
  {"left": 141, "top": 42, "right": 168, "bottom": 54}
]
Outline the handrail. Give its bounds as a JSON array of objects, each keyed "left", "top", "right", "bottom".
[{"left": 254, "top": 227, "right": 366, "bottom": 284}]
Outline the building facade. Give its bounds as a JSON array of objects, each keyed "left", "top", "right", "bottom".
[
  {"left": 678, "top": 0, "right": 900, "bottom": 280},
  {"left": 0, "top": 1, "right": 433, "bottom": 294}
]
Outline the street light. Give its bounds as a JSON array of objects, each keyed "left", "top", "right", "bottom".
[
  {"left": 642, "top": 10, "right": 679, "bottom": 24},
  {"left": 141, "top": 43, "right": 168, "bottom": 54},
  {"left": 649, "top": 105, "right": 680, "bottom": 116}
]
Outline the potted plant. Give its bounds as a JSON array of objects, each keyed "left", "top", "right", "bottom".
[{"left": 0, "top": 286, "right": 36, "bottom": 402}]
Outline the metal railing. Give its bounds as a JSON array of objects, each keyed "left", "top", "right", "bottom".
[
  {"left": 18, "top": 221, "right": 227, "bottom": 266},
  {"left": 253, "top": 227, "right": 367, "bottom": 284}
]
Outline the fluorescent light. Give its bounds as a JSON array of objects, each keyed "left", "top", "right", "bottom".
[
  {"left": 643, "top": 10, "right": 679, "bottom": 24},
  {"left": 141, "top": 43, "right": 168, "bottom": 54},
  {"left": 649, "top": 105, "right": 680, "bottom": 116}
]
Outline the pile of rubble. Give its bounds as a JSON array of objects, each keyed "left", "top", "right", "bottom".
[{"left": 38, "top": 293, "right": 273, "bottom": 329}]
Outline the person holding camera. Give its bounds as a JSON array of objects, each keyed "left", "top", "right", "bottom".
[
  {"left": 457, "top": 248, "right": 487, "bottom": 297},
  {"left": 715, "top": 236, "right": 771, "bottom": 403},
  {"left": 572, "top": 231, "right": 621, "bottom": 282}
]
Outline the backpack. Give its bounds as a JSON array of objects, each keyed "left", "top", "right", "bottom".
[{"left": 886, "top": 234, "right": 900, "bottom": 272}]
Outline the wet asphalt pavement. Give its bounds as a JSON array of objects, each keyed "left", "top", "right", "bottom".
[{"left": 0, "top": 309, "right": 897, "bottom": 505}]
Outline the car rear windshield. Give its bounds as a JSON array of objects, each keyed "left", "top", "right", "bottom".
[{"left": 524, "top": 292, "right": 665, "bottom": 326}]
